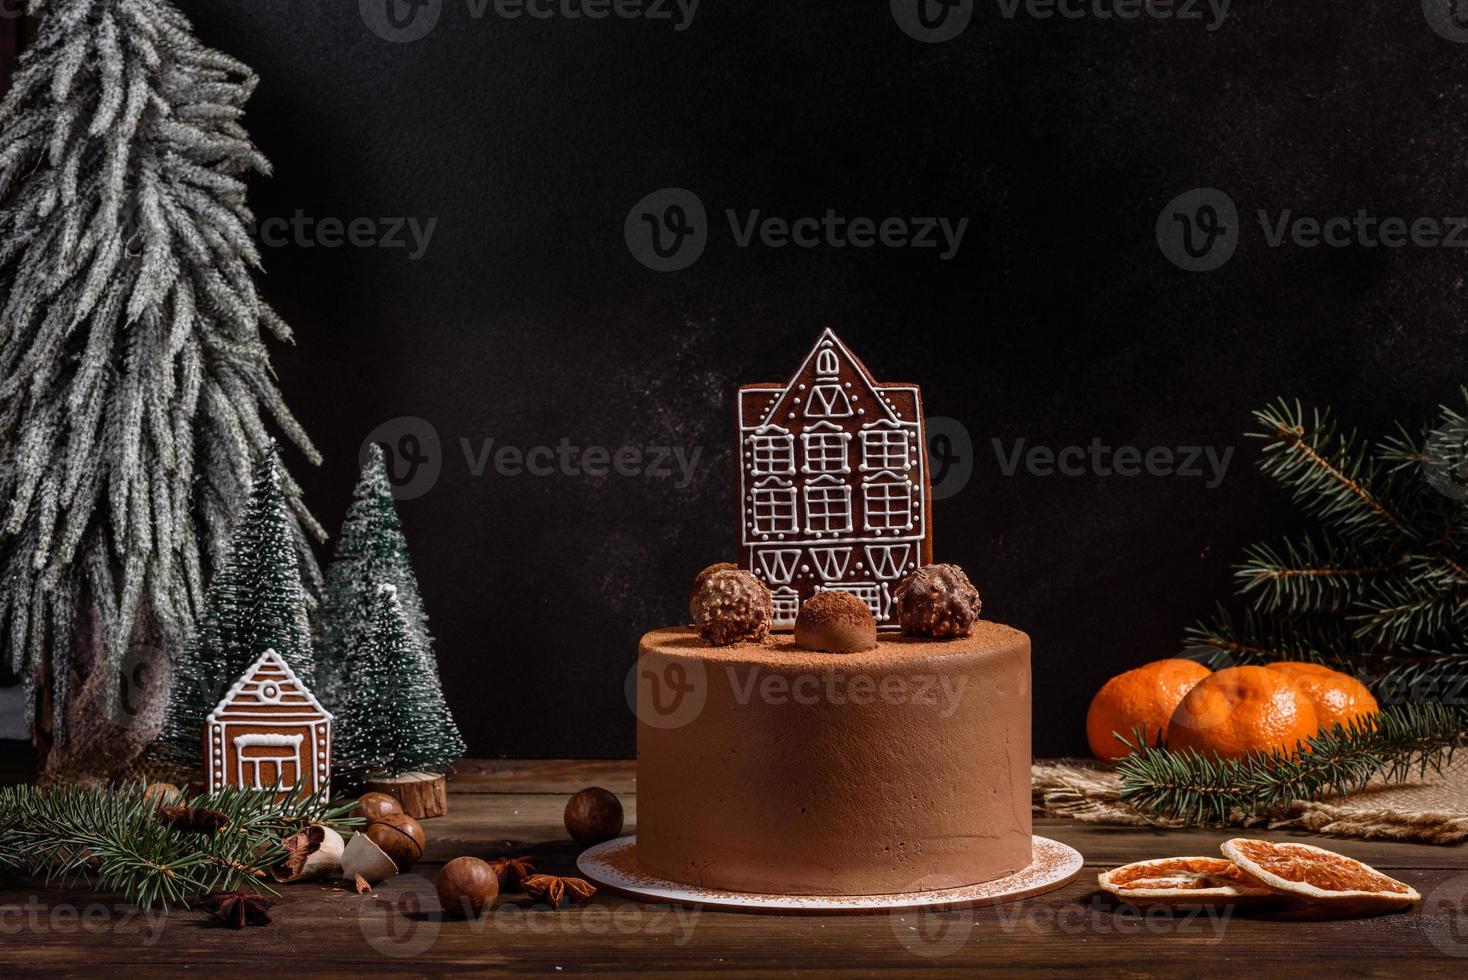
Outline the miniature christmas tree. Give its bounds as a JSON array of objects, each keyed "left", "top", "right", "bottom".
[
  {"left": 315, "top": 444, "right": 435, "bottom": 713},
  {"left": 1184, "top": 393, "right": 1468, "bottom": 697},
  {"left": 0, "top": 0, "right": 322, "bottom": 782},
  {"left": 334, "top": 585, "right": 464, "bottom": 812},
  {"left": 157, "top": 450, "right": 316, "bottom": 768}
]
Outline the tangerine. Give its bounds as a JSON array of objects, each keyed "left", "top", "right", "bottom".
[
  {"left": 1264, "top": 662, "right": 1378, "bottom": 732},
  {"left": 1166, "top": 665, "right": 1319, "bottom": 760},
  {"left": 1085, "top": 659, "right": 1213, "bottom": 764}
]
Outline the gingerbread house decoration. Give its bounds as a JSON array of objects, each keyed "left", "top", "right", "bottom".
[
  {"left": 738, "top": 328, "right": 932, "bottom": 628},
  {"left": 205, "top": 649, "right": 332, "bottom": 797}
]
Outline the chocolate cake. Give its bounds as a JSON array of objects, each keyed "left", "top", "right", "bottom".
[{"left": 632, "top": 330, "right": 1034, "bottom": 897}]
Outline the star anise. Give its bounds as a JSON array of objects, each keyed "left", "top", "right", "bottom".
[
  {"left": 522, "top": 874, "right": 596, "bottom": 909},
  {"left": 157, "top": 805, "right": 229, "bottom": 835},
  {"left": 488, "top": 856, "right": 541, "bottom": 890},
  {"left": 198, "top": 891, "right": 273, "bottom": 928}
]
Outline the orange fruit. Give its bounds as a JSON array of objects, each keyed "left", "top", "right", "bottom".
[
  {"left": 1221, "top": 838, "right": 1420, "bottom": 915},
  {"left": 1166, "top": 665, "right": 1319, "bottom": 761},
  {"left": 1086, "top": 659, "right": 1213, "bottom": 764},
  {"left": 1096, "top": 856, "right": 1277, "bottom": 906},
  {"left": 1264, "top": 662, "right": 1379, "bottom": 731}
]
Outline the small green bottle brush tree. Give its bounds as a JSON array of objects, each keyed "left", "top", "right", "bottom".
[
  {"left": 315, "top": 448, "right": 464, "bottom": 817},
  {"left": 1119, "top": 393, "right": 1468, "bottom": 824},
  {"left": 155, "top": 449, "right": 315, "bottom": 772},
  {"left": 314, "top": 444, "right": 440, "bottom": 715},
  {"left": 332, "top": 584, "right": 465, "bottom": 806}
]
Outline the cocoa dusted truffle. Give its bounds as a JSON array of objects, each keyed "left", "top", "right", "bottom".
[
  {"left": 894, "top": 564, "right": 982, "bottom": 638},
  {"left": 794, "top": 591, "right": 877, "bottom": 653},
  {"left": 689, "top": 562, "right": 739, "bottom": 620},
  {"left": 691, "top": 569, "right": 772, "bottom": 646}
]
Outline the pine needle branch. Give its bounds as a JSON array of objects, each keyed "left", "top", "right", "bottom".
[
  {"left": 1234, "top": 536, "right": 1397, "bottom": 613},
  {"left": 1350, "top": 580, "right": 1468, "bottom": 647},
  {"left": 1182, "top": 604, "right": 1359, "bottom": 670},
  {"left": 1190, "top": 391, "right": 1468, "bottom": 682},
  {"left": 1251, "top": 399, "right": 1414, "bottom": 543},
  {"left": 0, "top": 782, "right": 360, "bottom": 909},
  {"left": 1114, "top": 703, "right": 1468, "bottom": 826}
]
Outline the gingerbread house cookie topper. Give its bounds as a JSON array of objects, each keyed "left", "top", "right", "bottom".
[
  {"left": 205, "top": 648, "right": 332, "bottom": 798},
  {"left": 737, "top": 328, "right": 933, "bottom": 629}
]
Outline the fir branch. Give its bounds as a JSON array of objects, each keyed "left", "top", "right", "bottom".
[
  {"left": 1234, "top": 536, "right": 1396, "bottom": 613},
  {"left": 1188, "top": 391, "right": 1468, "bottom": 684},
  {"left": 1372, "top": 654, "right": 1468, "bottom": 708},
  {"left": 0, "top": 782, "right": 359, "bottom": 909},
  {"left": 1182, "top": 604, "right": 1357, "bottom": 670},
  {"left": 1115, "top": 703, "right": 1467, "bottom": 826},
  {"left": 1350, "top": 579, "right": 1468, "bottom": 647},
  {"left": 1251, "top": 399, "right": 1414, "bottom": 543},
  {"left": 1389, "top": 389, "right": 1468, "bottom": 507}
]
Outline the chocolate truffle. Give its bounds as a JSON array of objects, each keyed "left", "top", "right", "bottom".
[
  {"left": 894, "top": 564, "right": 982, "bottom": 638},
  {"left": 691, "top": 569, "right": 773, "bottom": 646},
  {"left": 794, "top": 591, "right": 877, "bottom": 653},
  {"left": 689, "top": 562, "right": 739, "bottom": 620}
]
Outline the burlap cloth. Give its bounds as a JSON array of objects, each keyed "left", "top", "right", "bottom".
[{"left": 1033, "top": 754, "right": 1468, "bottom": 845}]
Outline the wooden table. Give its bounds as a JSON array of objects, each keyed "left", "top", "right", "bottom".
[{"left": 2, "top": 759, "right": 1466, "bottom": 976}]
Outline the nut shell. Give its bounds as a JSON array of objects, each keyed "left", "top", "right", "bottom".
[
  {"left": 365, "top": 812, "right": 426, "bottom": 871},
  {"left": 436, "top": 856, "right": 500, "bottom": 917},
  {"left": 564, "top": 787, "right": 624, "bottom": 847},
  {"left": 142, "top": 782, "right": 182, "bottom": 807},
  {"left": 271, "top": 825, "right": 345, "bottom": 883},
  {"left": 340, "top": 832, "right": 399, "bottom": 884},
  {"left": 793, "top": 591, "right": 878, "bottom": 652},
  {"left": 690, "top": 569, "right": 772, "bottom": 646},
  {"left": 894, "top": 564, "right": 982, "bottom": 638}
]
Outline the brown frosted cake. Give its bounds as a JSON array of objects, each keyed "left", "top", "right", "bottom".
[
  {"left": 635, "top": 622, "right": 1032, "bottom": 896},
  {"left": 633, "top": 330, "right": 1034, "bottom": 897}
]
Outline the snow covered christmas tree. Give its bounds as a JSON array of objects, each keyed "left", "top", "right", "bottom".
[
  {"left": 157, "top": 449, "right": 316, "bottom": 770},
  {"left": 334, "top": 584, "right": 464, "bottom": 817},
  {"left": 0, "top": 0, "right": 321, "bottom": 781},
  {"left": 315, "top": 444, "right": 436, "bottom": 714}
]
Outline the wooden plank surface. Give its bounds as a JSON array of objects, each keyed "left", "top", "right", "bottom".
[{"left": 2, "top": 761, "right": 1467, "bottom": 976}]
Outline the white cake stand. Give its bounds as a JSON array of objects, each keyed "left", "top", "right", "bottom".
[{"left": 577, "top": 835, "right": 1083, "bottom": 914}]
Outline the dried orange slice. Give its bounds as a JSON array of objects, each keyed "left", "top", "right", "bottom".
[
  {"left": 1221, "top": 838, "right": 1420, "bottom": 914},
  {"left": 1097, "top": 856, "right": 1277, "bottom": 905}
]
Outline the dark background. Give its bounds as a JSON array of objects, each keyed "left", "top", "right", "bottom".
[{"left": 8, "top": 2, "right": 1468, "bottom": 758}]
